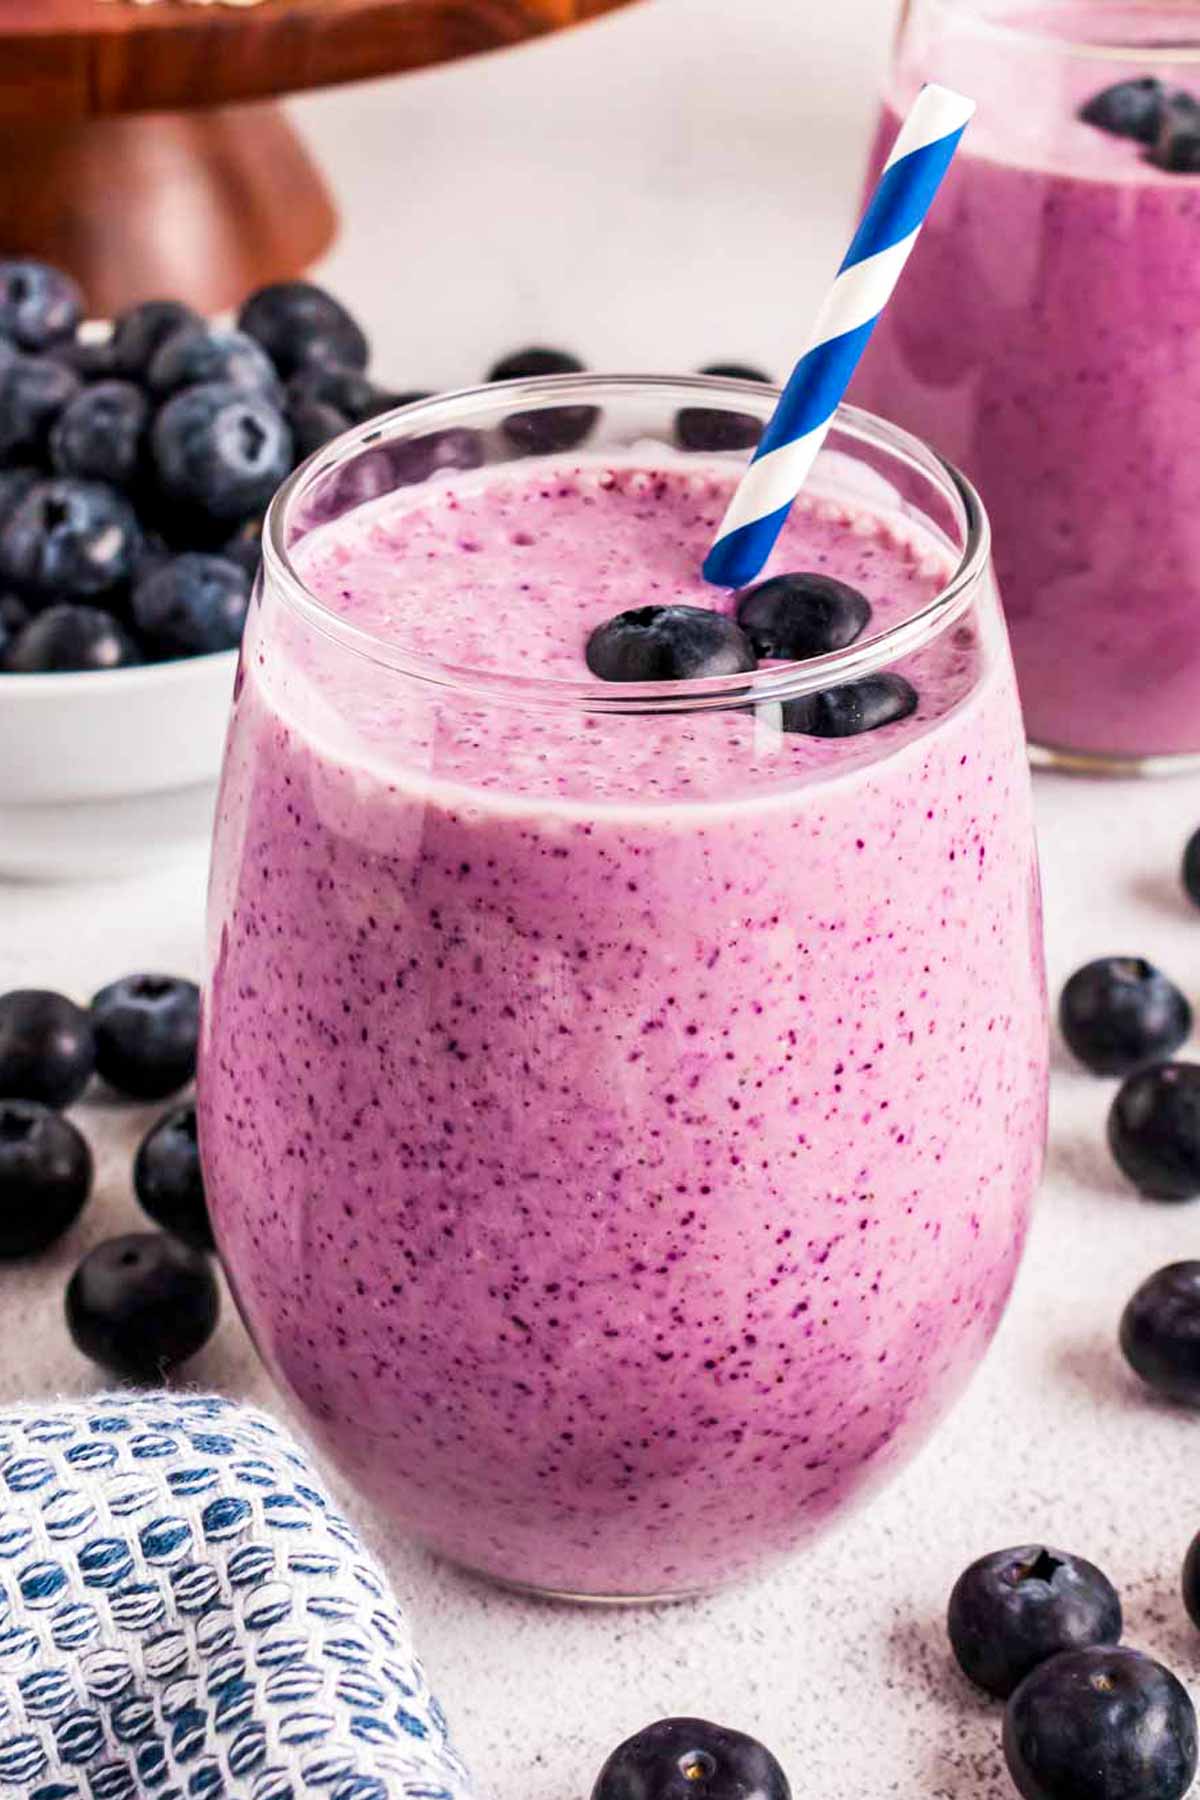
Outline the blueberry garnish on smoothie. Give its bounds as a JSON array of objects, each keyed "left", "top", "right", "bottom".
[
  {"left": 1079, "top": 77, "right": 1171, "bottom": 144},
  {"left": 1149, "top": 94, "right": 1200, "bottom": 172},
  {"left": 781, "top": 672, "right": 917, "bottom": 738},
  {"left": 586, "top": 605, "right": 757, "bottom": 681},
  {"left": 736, "top": 571, "right": 871, "bottom": 659},
  {"left": 1079, "top": 77, "right": 1200, "bottom": 172}
]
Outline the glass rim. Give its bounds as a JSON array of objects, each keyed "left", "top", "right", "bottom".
[
  {"left": 263, "top": 373, "right": 991, "bottom": 717},
  {"left": 921, "top": 0, "right": 1200, "bottom": 63}
]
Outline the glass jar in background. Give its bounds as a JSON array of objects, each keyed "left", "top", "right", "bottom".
[
  {"left": 854, "top": 0, "right": 1200, "bottom": 773},
  {"left": 199, "top": 377, "right": 1047, "bottom": 1599}
]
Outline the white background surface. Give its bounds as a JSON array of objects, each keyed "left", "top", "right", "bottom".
[{"left": 5, "top": 2, "right": 1200, "bottom": 1795}]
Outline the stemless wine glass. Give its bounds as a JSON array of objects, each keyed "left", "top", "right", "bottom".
[
  {"left": 199, "top": 376, "right": 1048, "bottom": 1601},
  {"left": 854, "top": 0, "right": 1200, "bottom": 774}
]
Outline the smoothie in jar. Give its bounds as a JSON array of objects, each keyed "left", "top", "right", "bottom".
[
  {"left": 199, "top": 380, "right": 1048, "bottom": 1598},
  {"left": 853, "top": 1, "right": 1200, "bottom": 770}
]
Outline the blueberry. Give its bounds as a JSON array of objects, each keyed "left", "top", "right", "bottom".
[
  {"left": 148, "top": 324, "right": 283, "bottom": 403},
  {"left": 1183, "top": 1527, "right": 1200, "bottom": 1630},
  {"left": 948, "top": 1547, "right": 1123, "bottom": 1699},
  {"left": 238, "top": 281, "right": 368, "bottom": 377},
  {"left": 592, "top": 1718, "right": 790, "bottom": 1800},
  {"left": 1109, "top": 1062, "right": 1200, "bottom": 1201},
  {"left": 107, "top": 299, "right": 202, "bottom": 380},
  {"left": 702, "top": 363, "right": 771, "bottom": 383},
  {"left": 91, "top": 974, "right": 200, "bottom": 1101},
  {"left": 304, "top": 447, "right": 395, "bottom": 526},
  {"left": 0, "top": 466, "right": 39, "bottom": 529},
  {"left": 1120, "top": 1262, "right": 1200, "bottom": 1406},
  {"left": 1151, "top": 95, "right": 1200, "bottom": 172},
  {"left": 134, "top": 1103, "right": 212, "bottom": 1252},
  {"left": 0, "top": 353, "right": 80, "bottom": 459},
  {"left": 0, "top": 478, "right": 142, "bottom": 601},
  {"left": 4, "top": 604, "right": 141, "bottom": 674},
  {"left": 676, "top": 362, "right": 771, "bottom": 453},
  {"left": 487, "top": 347, "right": 597, "bottom": 453},
  {"left": 286, "top": 363, "right": 394, "bottom": 424},
  {"left": 0, "top": 1101, "right": 92, "bottom": 1259},
  {"left": 586, "top": 606, "right": 756, "bottom": 682},
  {"left": 49, "top": 380, "right": 148, "bottom": 486},
  {"left": 219, "top": 516, "right": 263, "bottom": 584},
  {"left": 0, "top": 261, "right": 83, "bottom": 352},
  {"left": 0, "top": 989, "right": 95, "bottom": 1107},
  {"left": 49, "top": 331, "right": 118, "bottom": 381},
  {"left": 1079, "top": 77, "right": 1170, "bottom": 144},
  {"left": 1182, "top": 827, "right": 1200, "bottom": 910},
  {"left": 780, "top": 672, "right": 918, "bottom": 737},
  {"left": 0, "top": 593, "right": 29, "bottom": 659},
  {"left": 488, "top": 346, "right": 584, "bottom": 382},
  {"left": 1060, "top": 959, "right": 1191, "bottom": 1078},
  {"left": 736, "top": 572, "right": 871, "bottom": 660},
  {"left": 388, "top": 425, "right": 484, "bottom": 488},
  {"left": 288, "top": 398, "right": 350, "bottom": 463},
  {"left": 151, "top": 382, "right": 293, "bottom": 524},
  {"left": 1003, "top": 1646, "right": 1197, "bottom": 1800},
  {"left": 65, "top": 1232, "right": 218, "bottom": 1383},
  {"left": 132, "top": 552, "right": 249, "bottom": 658}
]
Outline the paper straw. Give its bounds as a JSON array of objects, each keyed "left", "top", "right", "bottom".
[{"left": 702, "top": 83, "right": 975, "bottom": 591}]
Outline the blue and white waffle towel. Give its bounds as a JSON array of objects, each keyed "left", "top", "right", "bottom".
[{"left": 0, "top": 1394, "right": 474, "bottom": 1800}]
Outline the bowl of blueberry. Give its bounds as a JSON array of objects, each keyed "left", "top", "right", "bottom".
[{"left": 0, "top": 260, "right": 398, "bottom": 880}]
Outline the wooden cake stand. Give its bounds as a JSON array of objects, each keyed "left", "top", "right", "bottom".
[{"left": 0, "top": 0, "right": 638, "bottom": 314}]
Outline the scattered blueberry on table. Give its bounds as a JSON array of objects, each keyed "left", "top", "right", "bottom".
[
  {"left": 947, "top": 1547, "right": 1122, "bottom": 1699},
  {"left": 0, "top": 974, "right": 217, "bottom": 1375},
  {"left": 1182, "top": 826, "right": 1200, "bottom": 910},
  {"left": 90, "top": 972, "right": 200, "bottom": 1101},
  {"left": 487, "top": 344, "right": 598, "bottom": 454},
  {"left": 1002, "top": 1646, "right": 1197, "bottom": 1800},
  {"left": 1120, "top": 1262, "right": 1200, "bottom": 1406},
  {"left": 65, "top": 1231, "right": 218, "bottom": 1382},
  {"left": 1108, "top": 1062, "right": 1200, "bottom": 1202},
  {"left": 0, "top": 1100, "right": 92, "bottom": 1259},
  {"left": 676, "top": 360, "right": 771, "bottom": 452},
  {"left": 1182, "top": 1530, "right": 1200, "bottom": 1632},
  {"left": 134, "top": 1102, "right": 213, "bottom": 1253},
  {"left": 591, "top": 1718, "right": 791, "bottom": 1800},
  {"left": 1059, "top": 958, "right": 1192, "bottom": 1078},
  {"left": 0, "top": 987, "right": 95, "bottom": 1107}
]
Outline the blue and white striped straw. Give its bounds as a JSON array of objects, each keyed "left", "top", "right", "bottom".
[{"left": 702, "top": 83, "right": 975, "bottom": 591}]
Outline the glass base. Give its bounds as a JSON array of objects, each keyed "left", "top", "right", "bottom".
[
  {"left": 449, "top": 1559, "right": 713, "bottom": 1607},
  {"left": 1029, "top": 739, "right": 1200, "bottom": 779}
]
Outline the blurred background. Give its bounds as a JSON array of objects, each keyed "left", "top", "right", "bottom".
[{"left": 285, "top": 0, "right": 892, "bottom": 383}]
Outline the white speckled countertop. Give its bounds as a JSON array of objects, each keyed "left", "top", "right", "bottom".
[{"left": 4, "top": 2, "right": 1200, "bottom": 1794}]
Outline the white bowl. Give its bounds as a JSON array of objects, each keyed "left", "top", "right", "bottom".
[{"left": 0, "top": 649, "right": 236, "bottom": 881}]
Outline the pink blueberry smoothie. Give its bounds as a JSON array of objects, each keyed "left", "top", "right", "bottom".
[
  {"left": 853, "top": 5, "right": 1200, "bottom": 763},
  {"left": 200, "top": 452, "right": 1047, "bottom": 1597}
]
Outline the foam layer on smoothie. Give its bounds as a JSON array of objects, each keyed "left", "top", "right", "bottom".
[{"left": 273, "top": 457, "right": 982, "bottom": 808}]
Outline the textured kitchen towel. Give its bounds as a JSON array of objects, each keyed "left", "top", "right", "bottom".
[{"left": 0, "top": 1392, "right": 473, "bottom": 1800}]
